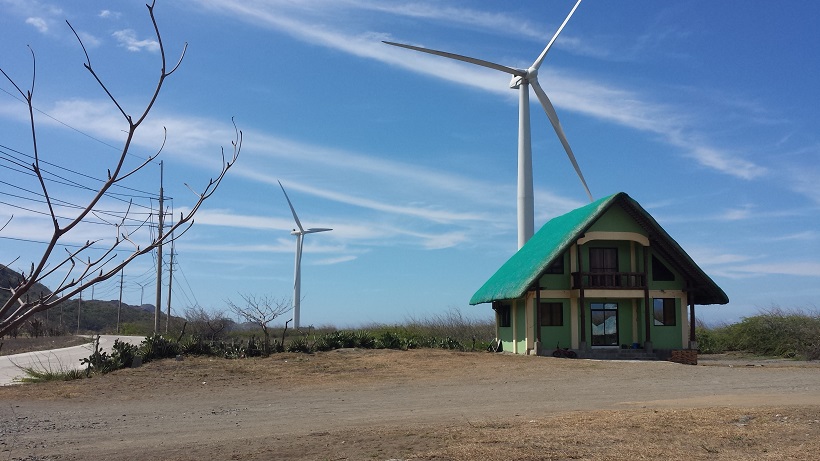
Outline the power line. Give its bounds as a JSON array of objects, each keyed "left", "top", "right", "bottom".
[
  {"left": 0, "top": 144, "right": 162, "bottom": 202},
  {"left": 0, "top": 86, "right": 158, "bottom": 164}
]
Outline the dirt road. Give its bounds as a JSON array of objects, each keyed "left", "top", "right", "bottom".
[{"left": 1, "top": 349, "right": 819, "bottom": 460}]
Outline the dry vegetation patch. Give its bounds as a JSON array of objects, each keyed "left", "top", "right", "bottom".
[{"left": 411, "top": 406, "right": 820, "bottom": 460}]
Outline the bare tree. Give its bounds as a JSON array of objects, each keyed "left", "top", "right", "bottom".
[
  {"left": 0, "top": 1, "right": 241, "bottom": 337},
  {"left": 226, "top": 294, "right": 291, "bottom": 354},
  {"left": 184, "top": 305, "right": 233, "bottom": 341}
]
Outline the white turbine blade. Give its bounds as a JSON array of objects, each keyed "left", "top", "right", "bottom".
[
  {"left": 306, "top": 228, "right": 333, "bottom": 234},
  {"left": 278, "top": 180, "right": 305, "bottom": 232},
  {"left": 383, "top": 41, "right": 526, "bottom": 77},
  {"left": 532, "top": 0, "right": 583, "bottom": 71},
  {"left": 530, "top": 79, "right": 594, "bottom": 202}
]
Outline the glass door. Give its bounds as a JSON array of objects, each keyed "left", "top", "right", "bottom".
[{"left": 590, "top": 302, "right": 618, "bottom": 346}]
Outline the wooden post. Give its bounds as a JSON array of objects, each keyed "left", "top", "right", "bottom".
[
  {"left": 577, "top": 243, "right": 586, "bottom": 349},
  {"left": 643, "top": 245, "right": 652, "bottom": 350},
  {"left": 689, "top": 294, "right": 696, "bottom": 343}
]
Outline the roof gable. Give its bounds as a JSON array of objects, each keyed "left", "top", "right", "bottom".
[{"left": 469, "top": 192, "right": 728, "bottom": 306}]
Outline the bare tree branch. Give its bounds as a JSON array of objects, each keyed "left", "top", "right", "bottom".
[{"left": 0, "top": 3, "right": 241, "bottom": 337}]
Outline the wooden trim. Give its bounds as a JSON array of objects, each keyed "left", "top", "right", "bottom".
[{"left": 577, "top": 231, "right": 649, "bottom": 246}]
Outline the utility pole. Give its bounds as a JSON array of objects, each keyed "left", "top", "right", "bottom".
[
  {"left": 154, "top": 161, "right": 164, "bottom": 334},
  {"left": 117, "top": 268, "right": 124, "bottom": 334},
  {"left": 77, "top": 290, "right": 82, "bottom": 335},
  {"left": 165, "top": 237, "right": 174, "bottom": 334}
]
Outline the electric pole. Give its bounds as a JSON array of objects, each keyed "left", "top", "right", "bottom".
[
  {"left": 117, "top": 268, "right": 124, "bottom": 335},
  {"left": 166, "top": 237, "right": 174, "bottom": 334},
  {"left": 154, "top": 161, "right": 164, "bottom": 334}
]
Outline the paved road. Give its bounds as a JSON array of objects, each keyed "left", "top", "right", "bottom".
[{"left": 0, "top": 335, "right": 144, "bottom": 385}]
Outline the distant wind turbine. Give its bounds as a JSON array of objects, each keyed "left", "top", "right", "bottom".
[
  {"left": 279, "top": 180, "right": 332, "bottom": 330},
  {"left": 384, "top": 0, "right": 593, "bottom": 249}
]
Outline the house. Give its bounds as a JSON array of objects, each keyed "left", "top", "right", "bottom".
[{"left": 470, "top": 192, "right": 728, "bottom": 362}]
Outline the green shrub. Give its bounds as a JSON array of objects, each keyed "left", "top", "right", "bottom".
[
  {"left": 438, "top": 336, "right": 463, "bottom": 350},
  {"left": 695, "top": 326, "right": 725, "bottom": 354},
  {"left": 180, "top": 336, "right": 214, "bottom": 356},
  {"left": 697, "top": 308, "right": 820, "bottom": 359},
  {"left": 354, "top": 331, "right": 376, "bottom": 349},
  {"left": 139, "top": 334, "right": 180, "bottom": 362},
  {"left": 286, "top": 337, "right": 312, "bottom": 353},
  {"left": 377, "top": 331, "right": 403, "bottom": 350}
]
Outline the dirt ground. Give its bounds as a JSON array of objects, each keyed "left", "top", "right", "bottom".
[{"left": 1, "top": 344, "right": 819, "bottom": 460}]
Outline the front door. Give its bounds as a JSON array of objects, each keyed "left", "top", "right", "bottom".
[{"left": 590, "top": 302, "right": 618, "bottom": 346}]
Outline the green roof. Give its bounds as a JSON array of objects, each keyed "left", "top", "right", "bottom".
[{"left": 469, "top": 192, "right": 728, "bottom": 306}]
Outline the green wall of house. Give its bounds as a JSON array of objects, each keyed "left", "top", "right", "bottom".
[
  {"left": 588, "top": 205, "right": 646, "bottom": 234},
  {"left": 649, "top": 297, "right": 683, "bottom": 349},
  {"left": 539, "top": 300, "right": 571, "bottom": 349},
  {"left": 515, "top": 299, "right": 527, "bottom": 353}
]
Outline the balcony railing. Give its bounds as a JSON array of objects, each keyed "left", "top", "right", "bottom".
[{"left": 571, "top": 272, "right": 646, "bottom": 290}]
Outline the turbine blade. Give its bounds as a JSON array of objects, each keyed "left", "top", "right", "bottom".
[
  {"left": 530, "top": 79, "right": 594, "bottom": 202},
  {"left": 532, "top": 0, "right": 583, "bottom": 71},
  {"left": 383, "top": 41, "right": 526, "bottom": 77},
  {"left": 278, "top": 180, "right": 305, "bottom": 232},
  {"left": 306, "top": 228, "right": 333, "bottom": 233}
]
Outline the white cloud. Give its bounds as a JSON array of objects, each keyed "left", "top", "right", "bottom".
[
  {"left": 721, "top": 262, "right": 820, "bottom": 278},
  {"left": 99, "top": 10, "right": 121, "bottom": 19},
  {"left": 112, "top": 29, "right": 160, "bottom": 52},
  {"left": 25, "top": 17, "right": 49, "bottom": 33}
]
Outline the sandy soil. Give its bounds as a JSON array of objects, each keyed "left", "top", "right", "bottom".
[{"left": 1, "top": 348, "right": 819, "bottom": 460}]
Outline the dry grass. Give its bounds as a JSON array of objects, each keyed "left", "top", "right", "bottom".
[{"left": 406, "top": 406, "right": 820, "bottom": 460}]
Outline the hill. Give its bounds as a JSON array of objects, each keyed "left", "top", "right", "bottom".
[
  {"left": 0, "top": 264, "right": 52, "bottom": 308},
  {"left": 1, "top": 265, "right": 177, "bottom": 336}
]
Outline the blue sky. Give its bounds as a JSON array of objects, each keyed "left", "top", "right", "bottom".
[{"left": 1, "top": 0, "right": 818, "bottom": 328}]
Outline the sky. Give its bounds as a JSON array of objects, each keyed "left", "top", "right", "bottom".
[{"left": 1, "top": 0, "right": 819, "bottom": 328}]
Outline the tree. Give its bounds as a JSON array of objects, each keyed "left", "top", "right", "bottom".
[
  {"left": 184, "top": 305, "right": 233, "bottom": 341},
  {"left": 0, "top": 1, "right": 241, "bottom": 337},
  {"left": 226, "top": 294, "right": 291, "bottom": 354}
]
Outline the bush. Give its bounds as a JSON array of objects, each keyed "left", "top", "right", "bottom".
[
  {"left": 377, "top": 331, "right": 404, "bottom": 350},
  {"left": 139, "top": 334, "right": 180, "bottom": 363},
  {"left": 697, "top": 308, "right": 820, "bottom": 359},
  {"left": 180, "top": 335, "right": 214, "bottom": 356},
  {"left": 695, "top": 326, "right": 725, "bottom": 354},
  {"left": 287, "top": 337, "right": 312, "bottom": 353}
]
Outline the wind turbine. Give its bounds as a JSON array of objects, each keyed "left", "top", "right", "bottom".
[
  {"left": 384, "top": 0, "right": 593, "bottom": 249},
  {"left": 278, "top": 180, "right": 332, "bottom": 330}
]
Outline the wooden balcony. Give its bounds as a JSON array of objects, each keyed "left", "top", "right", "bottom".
[{"left": 571, "top": 272, "right": 647, "bottom": 290}]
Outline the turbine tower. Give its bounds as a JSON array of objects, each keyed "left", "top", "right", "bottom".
[
  {"left": 279, "top": 180, "right": 332, "bottom": 330},
  {"left": 384, "top": 0, "right": 592, "bottom": 249}
]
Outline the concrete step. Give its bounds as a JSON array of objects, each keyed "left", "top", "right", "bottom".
[{"left": 577, "top": 349, "right": 659, "bottom": 360}]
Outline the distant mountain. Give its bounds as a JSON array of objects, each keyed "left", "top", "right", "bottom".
[{"left": 0, "top": 264, "right": 52, "bottom": 307}]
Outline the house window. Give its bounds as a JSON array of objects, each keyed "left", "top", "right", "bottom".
[
  {"left": 652, "top": 255, "right": 675, "bottom": 281},
  {"left": 545, "top": 254, "right": 564, "bottom": 274},
  {"left": 589, "top": 247, "right": 618, "bottom": 286},
  {"left": 653, "top": 298, "right": 676, "bottom": 326},
  {"left": 495, "top": 304, "right": 511, "bottom": 327},
  {"left": 539, "top": 302, "right": 563, "bottom": 326}
]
